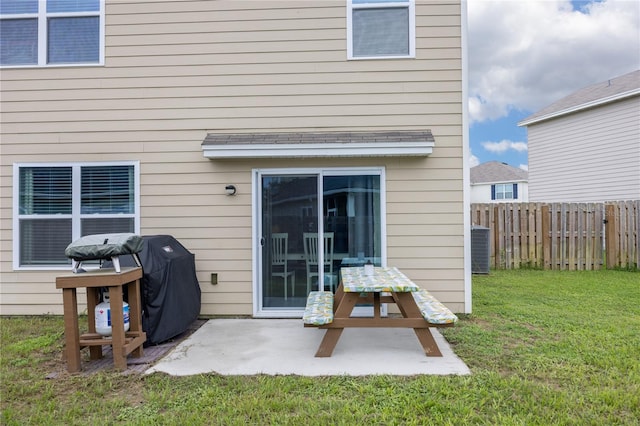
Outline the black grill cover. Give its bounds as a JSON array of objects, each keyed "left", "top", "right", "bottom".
[{"left": 114, "top": 235, "right": 201, "bottom": 345}]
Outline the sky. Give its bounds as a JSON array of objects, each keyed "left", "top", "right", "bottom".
[{"left": 467, "top": 0, "right": 640, "bottom": 170}]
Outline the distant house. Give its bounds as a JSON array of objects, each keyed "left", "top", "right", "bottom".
[
  {"left": 519, "top": 70, "right": 640, "bottom": 202},
  {"left": 470, "top": 161, "right": 528, "bottom": 203}
]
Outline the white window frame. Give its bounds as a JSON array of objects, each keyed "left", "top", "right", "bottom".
[
  {"left": 252, "top": 167, "right": 387, "bottom": 318},
  {"left": 0, "top": 0, "right": 105, "bottom": 68},
  {"left": 347, "top": 0, "right": 416, "bottom": 60},
  {"left": 13, "top": 161, "right": 140, "bottom": 270},
  {"left": 495, "top": 183, "right": 514, "bottom": 200}
]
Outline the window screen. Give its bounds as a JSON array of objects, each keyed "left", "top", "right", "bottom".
[
  {"left": 16, "top": 163, "right": 138, "bottom": 267},
  {"left": 0, "top": 18, "right": 38, "bottom": 65},
  {"left": 348, "top": 0, "right": 414, "bottom": 59},
  {"left": 48, "top": 16, "right": 100, "bottom": 64},
  {"left": 0, "top": 0, "right": 103, "bottom": 67},
  {"left": 353, "top": 8, "right": 409, "bottom": 57}
]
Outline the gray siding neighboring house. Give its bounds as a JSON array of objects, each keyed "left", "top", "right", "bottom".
[
  {"left": 470, "top": 161, "right": 528, "bottom": 203},
  {"left": 519, "top": 70, "right": 640, "bottom": 203}
]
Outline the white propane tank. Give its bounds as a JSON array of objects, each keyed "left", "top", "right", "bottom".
[{"left": 95, "top": 291, "right": 130, "bottom": 336}]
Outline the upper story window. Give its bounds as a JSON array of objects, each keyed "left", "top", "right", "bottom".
[
  {"left": 0, "top": 0, "right": 104, "bottom": 67},
  {"left": 13, "top": 162, "right": 139, "bottom": 269},
  {"left": 347, "top": 0, "right": 415, "bottom": 60},
  {"left": 491, "top": 183, "right": 518, "bottom": 201}
]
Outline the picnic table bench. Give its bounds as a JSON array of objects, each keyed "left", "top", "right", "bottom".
[{"left": 303, "top": 266, "right": 457, "bottom": 357}]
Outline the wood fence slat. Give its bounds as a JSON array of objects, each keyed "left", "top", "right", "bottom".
[
  {"left": 489, "top": 205, "right": 496, "bottom": 269},
  {"left": 551, "top": 204, "right": 558, "bottom": 270},
  {"left": 577, "top": 203, "right": 585, "bottom": 270},
  {"left": 528, "top": 204, "right": 536, "bottom": 267},
  {"left": 568, "top": 204, "right": 576, "bottom": 270},
  {"left": 561, "top": 203, "right": 568, "bottom": 270},
  {"left": 508, "top": 205, "right": 514, "bottom": 268},
  {"left": 543, "top": 204, "right": 551, "bottom": 269},
  {"left": 594, "top": 203, "right": 603, "bottom": 270},
  {"left": 625, "top": 201, "right": 635, "bottom": 268},
  {"left": 512, "top": 204, "right": 520, "bottom": 269},
  {"left": 536, "top": 203, "right": 543, "bottom": 268},
  {"left": 605, "top": 203, "right": 617, "bottom": 268},
  {"left": 584, "top": 203, "right": 590, "bottom": 270},
  {"left": 621, "top": 202, "right": 629, "bottom": 268},
  {"left": 520, "top": 204, "right": 528, "bottom": 266},
  {"left": 557, "top": 203, "right": 563, "bottom": 270},
  {"left": 635, "top": 200, "right": 640, "bottom": 269},
  {"left": 495, "top": 205, "right": 503, "bottom": 269}
]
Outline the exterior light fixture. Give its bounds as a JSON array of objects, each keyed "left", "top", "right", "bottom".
[{"left": 225, "top": 185, "right": 237, "bottom": 196}]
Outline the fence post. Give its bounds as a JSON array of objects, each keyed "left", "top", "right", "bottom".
[
  {"left": 512, "top": 204, "right": 521, "bottom": 269},
  {"left": 594, "top": 203, "right": 604, "bottom": 270},
  {"left": 619, "top": 200, "right": 639, "bottom": 270},
  {"left": 542, "top": 204, "right": 550, "bottom": 269},
  {"left": 568, "top": 204, "right": 576, "bottom": 270},
  {"left": 605, "top": 203, "right": 617, "bottom": 269},
  {"left": 635, "top": 200, "right": 640, "bottom": 269},
  {"left": 489, "top": 204, "right": 496, "bottom": 269},
  {"left": 494, "top": 205, "right": 502, "bottom": 269}
]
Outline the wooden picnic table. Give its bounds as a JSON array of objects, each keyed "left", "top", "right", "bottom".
[{"left": 310, "top": 266, "right": 455, "bottom": 357}]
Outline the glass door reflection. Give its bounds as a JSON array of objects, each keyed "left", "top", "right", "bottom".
[{"left": 261, "top": 175, "right": 317, "bottom": 308}]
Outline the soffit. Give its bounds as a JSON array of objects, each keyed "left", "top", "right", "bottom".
[{"left": 201, "top": 131, "right": 435, "bottom": 159}]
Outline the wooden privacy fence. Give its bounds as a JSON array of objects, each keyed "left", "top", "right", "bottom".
[{"left": 470, "top": 201, "right": 639, "bottom": 271}]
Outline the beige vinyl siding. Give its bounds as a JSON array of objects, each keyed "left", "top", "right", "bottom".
[
  {"left": 0, "top": 0, "right": 465, "bottom": 315},
  {"left": 528, "top": 96, "right": 640, "bottom": 202}
]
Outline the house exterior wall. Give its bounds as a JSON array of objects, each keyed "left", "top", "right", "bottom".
[
  {"left": 0, "top": 0, "right": 467, "bottom": 315},
  {"left": 527, "top": 96, "right": 640, "bottom": 202},
  {"left": 470, "top": 182, "right": 528, "bottom": 203}
]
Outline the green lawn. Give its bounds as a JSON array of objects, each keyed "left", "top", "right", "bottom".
[{"left": 2, "top": 270, "right": 639, "bottom": 425}]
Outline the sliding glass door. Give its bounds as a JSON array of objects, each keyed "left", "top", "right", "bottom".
[
  {"left": 255, "top": 168, "right": 384, "bottom": 316},
  {"left": 260, "top": 174, "right": 318, "bottom": 309}
]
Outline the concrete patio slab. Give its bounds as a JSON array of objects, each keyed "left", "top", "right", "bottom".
[{"left": 145, "top": 319, "right": 471, "bottom": 376}]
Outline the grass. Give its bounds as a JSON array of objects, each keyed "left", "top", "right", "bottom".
[{"left": 1, "top": 269, "right": 639, "bottom": 425}]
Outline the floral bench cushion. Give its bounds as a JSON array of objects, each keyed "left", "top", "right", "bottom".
[
  {"left": 412, "top": 289, "right": 458, "bottom": 325},
  {"left": 303, "top": 291, "right": 334, "bottom": 326}
]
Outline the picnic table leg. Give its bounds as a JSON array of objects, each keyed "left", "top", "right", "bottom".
[
  {"left": 413, "top": 328, "right": 442, "bottom": 357},
  {"left": 373, "top": 292, "right": 381, "bottom": 318},
  {"left": 395, "top": 292, "right": 444, "bottom": 357},
  {"left": 333, "top": 284, "right": 345, "bottom": 312},
  {"left": 315, "top": 292, "right": 359, "bottom": 357},
  {"left": 315, "top": 329, "right": 344, "bottom": 357}
]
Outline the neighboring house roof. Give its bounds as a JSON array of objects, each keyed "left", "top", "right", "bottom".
[
  {"left": 201, "top": 130, "right": 435, "bottom": 158},
  {"left": 518, "top": 69, "right": 640, "bottom": 126},
  {"left": 470, "top": 161, "right": 528, "bottom": 185}
]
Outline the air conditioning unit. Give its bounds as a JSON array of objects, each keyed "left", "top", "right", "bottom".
[{"left": 471, "top": 225, "right": 490, "bottom": 274}]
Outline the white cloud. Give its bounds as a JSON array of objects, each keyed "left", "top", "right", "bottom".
[
  {"left": 469, "top": 150, "right": 480, "bottom": 167},
  {"left": 481, "top": 139, "right": 528, "bottom": 154},
  {"left": 519, "top": 164, "right": 529, "bottom": 171},
  {"left": 468, "top": 0, "right": 640, "bottom": 124}
]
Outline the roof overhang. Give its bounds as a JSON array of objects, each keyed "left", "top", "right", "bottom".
[
  {"left": 470, "top": 179, "right": 528, "bottom": 186},
  {"left": 518, "top": 88, "right": 640, "bottom": 127},
  {"left": 202, "top": 131, "right": 435, "bottom": 159}
]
